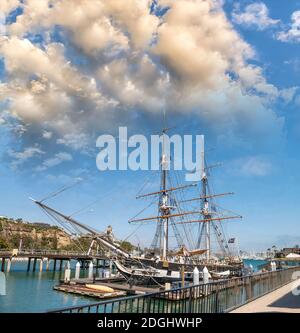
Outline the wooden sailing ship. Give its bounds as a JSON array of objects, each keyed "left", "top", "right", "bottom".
[
  {"left": 31, "top": 133, "right": 243, "bottom": 286},
  {"left": 114, "top": 132, "right": 243, "bottom": 285}
]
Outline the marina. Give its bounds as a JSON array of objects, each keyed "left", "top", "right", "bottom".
[
  {"left": 1, "top": 248, "right": 299, "bottom": 313},
  {"left": 22, "top": 134, "right": 245, "bottom": 289},
  {"left": 1, "top": 131, "right": 299, "bottom": 313},
  {"left": 1, "top": 130, "right": 300, "bottom": 313},
  {"left": 0, "top": 0, "right": 300, "bottom": 323}
]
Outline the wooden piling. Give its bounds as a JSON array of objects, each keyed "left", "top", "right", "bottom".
[
  {"left": 6, "top": 259, "right": 12, "bottom": 273},
  {"left": 96, "top": 259, "right": 99, "bottom": 275},
  {"left": 46, "top": 259, "right": 50, "bottom": 271},
  {"left": 27, "top": 258, "right": 31, "bottom": 272},
  {"left": 59, "top": 260, "right": 63, "bottom": 271},
  {"left": 32, "top": 258, "right": 37, "bottom": 272},
  {"left": 39, "top": 259, "right": 43, "bottom": 272},
  {"left": 53, "top": 259, "right": 57, "bottom": 271},
  {"left": 1, "top": 258, "right": 5, "bottom": 272}
]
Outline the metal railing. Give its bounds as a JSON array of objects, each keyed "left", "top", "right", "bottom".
[{"left": 49, "top": 266, "right": 300, "bottom": 313}]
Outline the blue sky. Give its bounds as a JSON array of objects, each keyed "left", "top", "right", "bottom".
[{"left": 0, "top": 0, "right": 300, "bottom": 251}]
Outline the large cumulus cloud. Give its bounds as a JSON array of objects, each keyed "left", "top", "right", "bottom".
[{"left": 0, "top": 0, "right": 285, "bottom": 169}]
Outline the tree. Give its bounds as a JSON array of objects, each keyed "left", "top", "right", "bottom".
[
  {"left": 120, "top": 241, "right": 136, "bottom": 253},
  {"left": 0, "top": 237, "right": 9, "bottom": 249}
]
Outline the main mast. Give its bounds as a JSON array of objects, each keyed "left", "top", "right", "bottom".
[{"left": 160, "top": 129, "right": 172, "bottom": 260}]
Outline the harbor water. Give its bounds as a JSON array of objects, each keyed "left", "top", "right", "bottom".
[
  {"left": 0, "top": 260, "right": 99, "bottom": 313},
  {"left": 243, "top": 259, "right": 267, "bottom": 272}
]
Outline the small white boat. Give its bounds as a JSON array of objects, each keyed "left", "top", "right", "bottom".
[
  {"left": 85, "top": 284, "right": 115, "bottom": 293},
  {"left": 211, "top": 270, "right": 230, "bottom": 279}
]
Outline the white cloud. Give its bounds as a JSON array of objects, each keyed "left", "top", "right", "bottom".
[
  {"left": 36, "top": 152, "right": 73, "bottom": 171},
  {"left": 284, "top": 58, "right": 300, "bottom": 72},
  {"left": 0, "top": 0, "right": 20, "bottom": 16},
  {"left": 279, "top": 87, "right": 298, "bottom": 104},
  {"left": 232, "top": 2, "right": 280, "bottom": 30},
  {"left": 236, "top": 156, "right": 272, "bottom": 177},
  {"left": 42, "top": 130, "right": 53, "bottom": 139},
  {"left": 277, "top": 11, "right": 300, "bottom": 42},
  {"left": 56, "top": 133, "right": 90, "bottom": 150},
  {"left": 0, "top": 0, "right": 288, "bottom": 164},
  {"left": 8, "top": 146, "right": 44, "bottom": 168}
]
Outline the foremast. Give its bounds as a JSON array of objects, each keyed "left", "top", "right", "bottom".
[{"left": 200, "top": 136, "right": 211, "bottom": 261}]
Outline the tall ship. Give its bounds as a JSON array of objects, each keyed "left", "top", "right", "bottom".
[
  {"left": 32, "top": 132, "right": 243, "bottom": 286},
  {"left": 114, "top": 131, "right": 243, "bottom": 284}
]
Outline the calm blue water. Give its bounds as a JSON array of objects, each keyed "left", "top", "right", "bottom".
[
  {"left": 0, "top": 261, "right": 96, "bottom": 313},
  {"left": 243, "top": 259, "right": 267, "bottom": 271}
]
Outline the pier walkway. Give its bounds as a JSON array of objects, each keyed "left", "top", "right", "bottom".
[
  {"left": 0, "top": 250, "right": 110, "bottom": 272},
  {"left": 231, "top": 279, "right": 300, "bottom": 313}
]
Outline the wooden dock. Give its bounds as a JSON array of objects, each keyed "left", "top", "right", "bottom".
[
  {"left": 87, "top": 282, "right": 160, "bottom": 295},
  {"left": 0, "top": 249, "right": 111, "bottom": 273},
  {"left": 54, "top": 277, "right": 161, "bottom": 299}
]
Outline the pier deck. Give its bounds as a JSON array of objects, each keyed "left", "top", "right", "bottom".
[{"left": 231, "top": 279, "right": 300, "bottom": 313}]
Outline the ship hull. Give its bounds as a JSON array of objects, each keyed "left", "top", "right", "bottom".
[
  {"left": 114, "top": 258, "right": 243, "bottom": 286},
  {"left": 131, "top": 257, "right": 243, "bottom": 277},
  {"left": 114, "top": 260, "right": 184, "bottom": 285}
]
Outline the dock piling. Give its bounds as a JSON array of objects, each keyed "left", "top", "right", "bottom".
[
  {"left": 46, "top": 259, "right": 50, "bottom": 271},
  {"left": 64, "top": 266, "right": 71, "bottom": 283},
  {"left": 39, "top": 259, "right": 43, "bottom": 272},
  {"left": 203, "top": 266, "right": 209, "bottom": 284},
  {"left": 96, "top": 259, "right": 99, "bottom": 275},
  {"left": 75, "top": 262, "right": 80, "bottom": 280},
  {"left": 59, "top": 260, "right": 63, "bottom": 271},
  {"left": 32, "top": 258, "right": 37, "bottom": 272},
  {"left": 27, "top": 258, "right": 31, "bottom": 272},
  {"left": 193, "top": 267, "right": 199, "bottom": 285},
  {"left": 88, "top": 261, "right": 94, "bottom": 279},
  {"left": 1, "top": 258, "right": 5, "bottom": 272},
  {"left": 6, "top": 259, "right": 12, "bottom": 273}
]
